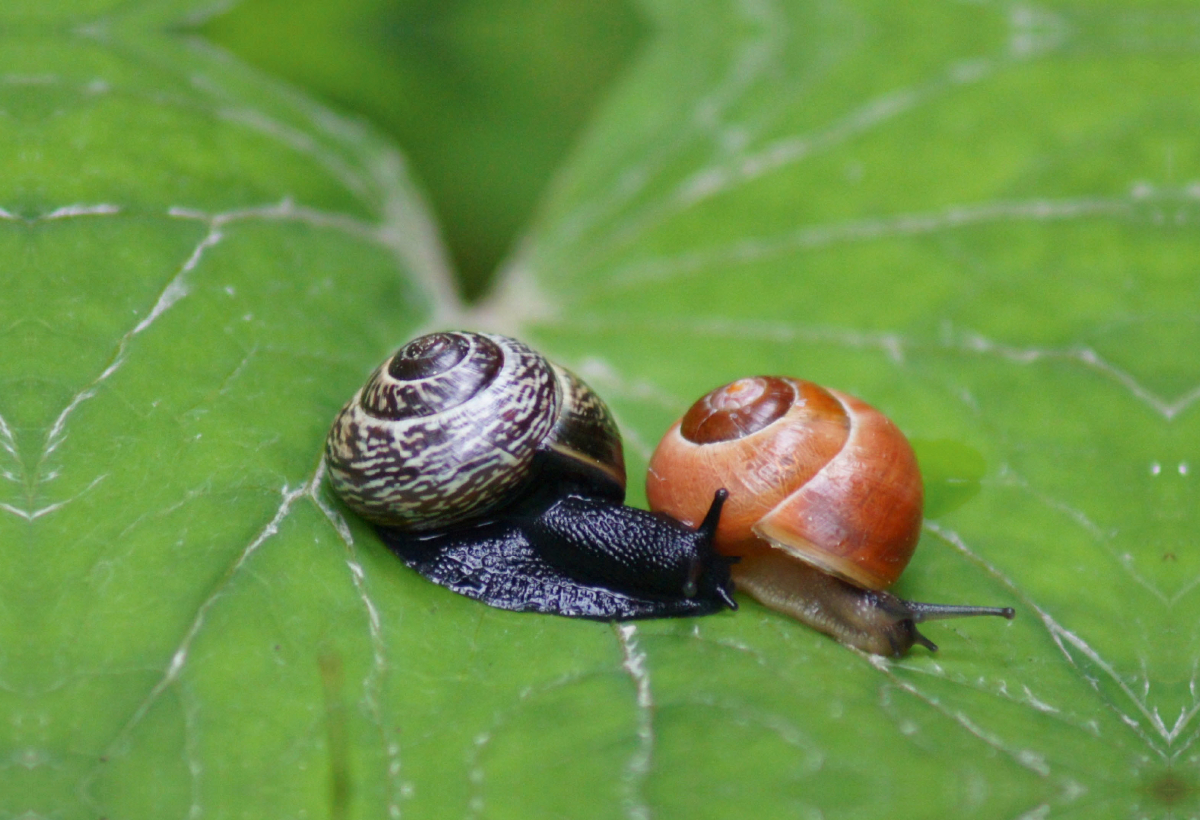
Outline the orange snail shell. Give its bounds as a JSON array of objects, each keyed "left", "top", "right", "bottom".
[{"left": 646, "top": 376, "right": 923, "bottom": 592}]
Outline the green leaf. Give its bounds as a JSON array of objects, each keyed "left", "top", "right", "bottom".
[{"left": 7, "top": 1, "right": 1197, "bottom": 819}]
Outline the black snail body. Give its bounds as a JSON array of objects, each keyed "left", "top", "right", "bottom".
[{"left": 325, "top": 331, "right": 736, "bottom": 619}]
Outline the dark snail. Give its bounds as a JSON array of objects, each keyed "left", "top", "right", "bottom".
[
  {"left": 325, "top": 331, "right": 736, "bottom": 619},
  {"left": 647, "top": 376, "right": 1013, "bottom": 655}
]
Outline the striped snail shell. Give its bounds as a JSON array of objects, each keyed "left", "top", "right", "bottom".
[
  {"left": 325, "top": 331, "right": 735, "bottom": 620},
  {"left": 648, "top": 376, "right": 1013, "bottom": 655},
  {"left": 326, "top": 331, "right": 624, "bottom": 530}
]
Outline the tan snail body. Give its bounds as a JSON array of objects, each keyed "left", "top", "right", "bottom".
[{"left": 648, "top": 376, "right": 1013, "bottom": 655}]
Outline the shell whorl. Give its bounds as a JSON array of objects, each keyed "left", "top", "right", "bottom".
[
  {"left": 543, "top": 364, "right": 627, "bottom": 496},
  {"left": 326, "top": 332, "right": 560, "bottom": 529}
]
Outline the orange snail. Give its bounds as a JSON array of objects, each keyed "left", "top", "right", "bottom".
[{"left": 647, "top": 376, "right": 1013, "bottom": 655}]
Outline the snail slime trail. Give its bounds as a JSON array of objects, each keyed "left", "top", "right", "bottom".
[
  {"left": 325, "top": 331, "right": 737, "bottom": 619},
  {"left": 648, "top": 376, "right": 1014, "bottom": 656}
]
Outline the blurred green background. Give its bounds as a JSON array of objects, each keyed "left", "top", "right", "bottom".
[{"left": 205, "top": 0, "right": 644, "bottom": 301}]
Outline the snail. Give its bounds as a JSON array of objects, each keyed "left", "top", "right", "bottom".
[
  {"left": 646, "top": 376, "right": 1014, "bottom": 655},
  {"left": 325, "top": 331, "right": 736, "bottom": 620}
]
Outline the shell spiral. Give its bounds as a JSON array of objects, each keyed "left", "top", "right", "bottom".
[{"left": 326, "top": 332, "right": 568, "bottom": 530}]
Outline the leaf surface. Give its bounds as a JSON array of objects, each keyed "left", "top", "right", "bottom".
[{"left": 5, "top": 1, "right": 1197, "bottom": 818}]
